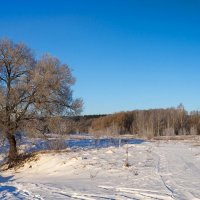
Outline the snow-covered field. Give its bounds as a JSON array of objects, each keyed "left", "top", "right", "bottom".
[{"left": 1, "top": 139, "right": 200, "bottom": 200}]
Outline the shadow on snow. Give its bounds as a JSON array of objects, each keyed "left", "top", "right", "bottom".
[
  {"left": 0, "top": 175, "right": 16, "bottom": 193},
  {"left": 65, "top": 138, "right": 145, "bottom": 149}
]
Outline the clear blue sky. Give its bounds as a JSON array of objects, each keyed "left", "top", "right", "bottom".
[{"left": 0, "top": 0, "right": 200, "bottom": 114}]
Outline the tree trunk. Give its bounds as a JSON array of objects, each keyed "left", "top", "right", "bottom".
[{"left": 7, "top": 134, "right": 18, "bottom": 161}]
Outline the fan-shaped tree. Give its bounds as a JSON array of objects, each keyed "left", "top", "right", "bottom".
[{"left": 0, "top": 39, "right": 82, "bottom": 161}]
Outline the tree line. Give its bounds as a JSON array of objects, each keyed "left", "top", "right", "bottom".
[{"left": 89, "top": 104, "right": 200, "bottom": 138}]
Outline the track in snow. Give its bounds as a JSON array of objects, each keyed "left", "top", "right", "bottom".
[
  {"left": 156, "top": 142, "right": 200, "bottom": 200},
  {"left": 1, "top": 141, "right": 200, "bottom": 200}
]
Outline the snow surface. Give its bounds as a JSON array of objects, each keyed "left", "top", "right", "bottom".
[{"left": 1, "top": 140, "right": 200, "bottom": 199}]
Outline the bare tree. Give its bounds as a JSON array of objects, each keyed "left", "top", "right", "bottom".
[
  {"left": 0, "top": 39, "right": 82, "bottom": 161},
  {"left": 177, "top": 103, "right": 186, "bottom": 135}
]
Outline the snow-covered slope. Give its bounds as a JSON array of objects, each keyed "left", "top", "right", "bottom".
[{"left": 1, "top": 140, "right": 200, "bottom": 199}]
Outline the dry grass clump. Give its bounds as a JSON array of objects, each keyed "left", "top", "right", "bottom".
[
  {"left": 0, "top": 153, "right": 38, "bottom": 171},
  {"left": 153, "top": 135, "right": 199, "bottom": 141}
]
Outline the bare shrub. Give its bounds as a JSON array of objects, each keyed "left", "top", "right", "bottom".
[
  {"left": 163, "top": 128, "right": 175, "bottom": 136},
  {"left": 190, "top": 126, "right": 198, "bottom": 135},
  {"left": 47, "top": 138, "right": 66, "bottom": 150}
]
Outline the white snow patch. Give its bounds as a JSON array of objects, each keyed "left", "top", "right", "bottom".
[{"left": 1, "top": 140, "right": 200, "bottom": 199}]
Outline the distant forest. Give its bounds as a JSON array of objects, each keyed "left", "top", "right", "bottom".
[{"left": 65, "top": 104, "right": 200, "bottom": 138}]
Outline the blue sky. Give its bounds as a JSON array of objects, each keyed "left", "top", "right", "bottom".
[{"left": 0, "top": 0, "right": 200, "bottom": 114}]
